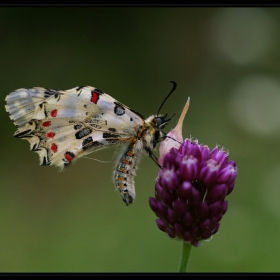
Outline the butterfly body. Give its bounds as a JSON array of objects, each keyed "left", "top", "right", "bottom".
[{"left": 5, "top": 85, "right": 171, "bottom": 205}]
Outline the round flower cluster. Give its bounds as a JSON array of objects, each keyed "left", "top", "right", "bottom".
[{"left": 149, "top": 139, "right": 237, "bottom": 247}]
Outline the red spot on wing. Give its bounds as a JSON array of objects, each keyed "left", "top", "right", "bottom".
[
  {"left": 46, "top": 132, "right": 55, "bottom": 138},
  {"left": 51, "top": 109, "right": 58, "bottom": 117},
  {"left": 51, "top": 143, "right": 57, "bottom": 153},
  {"left": 91, "top": 91, "right": 99, "bottom": 104},
  {"left": 65, "top": 152, "right": 74, "bottom": 162},
  {"left": 42, "top": 121, "right": 51, "bottom": 127}
]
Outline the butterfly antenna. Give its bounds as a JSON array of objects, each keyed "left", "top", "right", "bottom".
[{"left": 156, "top": 81, "right": 177, "bottom": 116}]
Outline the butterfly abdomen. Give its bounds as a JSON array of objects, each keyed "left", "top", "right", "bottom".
[{"left": 114, "top": 138, "right": 144, "bottom": 206}]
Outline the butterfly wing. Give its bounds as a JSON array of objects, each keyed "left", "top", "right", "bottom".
[{"left": 5, "top": 86, "right": 145, "bottom": 169}]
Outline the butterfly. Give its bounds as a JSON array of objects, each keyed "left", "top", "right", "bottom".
[{"left": 5, "top": 82, "right": 177, "bottom": 205}]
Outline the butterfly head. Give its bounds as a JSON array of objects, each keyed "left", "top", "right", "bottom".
[
  {"left": 143, "top": 113, "right": 174, "bottom": 150},
  {"left": 153, "top": 113, "right": 175, "bottom": 130}
]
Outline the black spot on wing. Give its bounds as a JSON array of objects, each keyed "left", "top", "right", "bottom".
[
  {"left": 74, "top": 124, "right": 82, "bottom": 130},
  {"left": 114, "top": 102, "right": 125, "bottom": 116},
  {"left": 76, "top": 86, "right": 87, "bottom": 91},
  {"left": 82, "top": 136, "right": 103, "bottom": 151},
  {"left": 94, "top": 88, "right": 104, "bottom": 94},
  {"left": 75, "top": 127, "right": 93, "bottom": 139},
  {"left": 82, "top": 136, "right": 93, "bottom": 149},
  {"left": 14, "top": 129, "right": 32, "bottom": 138},
  {"left": 41, "top": 154, "right": 51, "bottom": 166},
  {"left": 108, "top": 128, "right": 116, "bottom": 132},
  {"left": 103, "top": 133, "right": 120, "bottom": 139},
  {"left": 31, "top": 143, "right": 38, "bottom": 151},
  {"left": 41, "top": 156, "right": 47, "bottom": 166},
  {"left": 44, "top": 88, "right": 60, "bottom": 98},
  {"left": 88, "top": 123, "right": 102, "bottom": 129},
  {"left": 38, "top": 102, "right": 48, "bottom": 118}
]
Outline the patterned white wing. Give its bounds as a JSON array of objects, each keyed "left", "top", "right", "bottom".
[{"left": 5, "top": 86, "right": 145, "bottom": 169}]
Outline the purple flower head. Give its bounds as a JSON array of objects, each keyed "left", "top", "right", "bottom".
[{"left": 149, "top": 98, "right": 237, "bottom": 247}]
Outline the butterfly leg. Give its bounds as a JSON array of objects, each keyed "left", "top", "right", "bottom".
[{"left": 145, "top": 148, "right": 162, "bottom": 169}]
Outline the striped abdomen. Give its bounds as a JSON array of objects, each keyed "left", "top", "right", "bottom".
[{"left": 114, "top": 139, "right": 144, "bottom": 205}]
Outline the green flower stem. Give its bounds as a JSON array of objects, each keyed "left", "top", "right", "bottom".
[{"left": 178, "top": 241, "right": 192, "bottom": 272}]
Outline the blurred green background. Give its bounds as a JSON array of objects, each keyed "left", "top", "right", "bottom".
[{"left": 1, "top": 7, "right": 279, "bottom": 272}]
